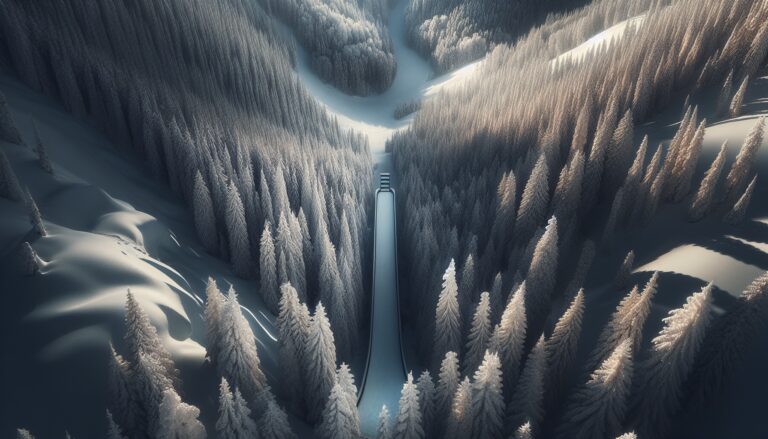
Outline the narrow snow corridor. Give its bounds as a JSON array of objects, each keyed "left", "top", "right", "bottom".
[{"left": 357, "top": 168, "right": 406, "bottom": 438}]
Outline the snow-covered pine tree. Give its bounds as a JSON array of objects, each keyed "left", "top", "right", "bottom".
[
  {"left": 378, "top": 406, "right": 392, "bottom": 439},
  {"left": 446, "top": 378, "right": 471, "bottom": 439},
  {"left": 716, "top": 70, "right": 733, "bottom": 116},
  {"left": 336, "top": 363, "right": 360, "bottom": 433},
  {"left": 489, "top": 282, "right": 526, "bottom": 396},
  {"left": 318, "top": 383, "right": 359, "bottom": 439},
  {"left": 0, "top": 148, "right": 24, "bottom": 202},
  {"left": 689, "top": 141, "right": 727, "bottom": 221},
  {"left": 514, "top": 421, "right": 533, "bottom": 439},
  {"left": 204, "top": 277, "right": 226, "bottom": 365},
  {"left": 582, "top": 103, "right": 618, "bottom": 212},
  {"left": 261, "top": 400, "right": 297, "bottom": 439},
  {"left": 124, "top": 291, "right": 178, "bottom": 386},
  {"left": 723, "top": 175, "right": 756, "bottom": 224},
  {"left": 614, "top": 251, "right": 635, "bottom": 289},
  {"left": 464, "top": 292, "right": 492, "bottom": 375},
  {"left": 590, "top": 273, "right": 657, "bottom": 368},
  {"left": 434, "top": 259, "right": 461, "bottom": 365},
  {"left": 515, "top": 153, "right": 550, "bottom": 242},
  {"left": 546, "top": 289, "right": 585, "bottom": 404},
  {"left": 25, "top": 190, "right": 47, "bottom": 237},
  {"left": 470, "top": 351, "right": 504, "bottom": 439},
  {"left": 616, "top": 433, "right": 637, "bottom": 439},
  {"left": 106, "top": 410, "right": 128, "bottom": 439},
  {"left": 729, "top": 76, "right": 749, "bottom": 118},
  {"left": 216, "top": 286, "right": 267, "bottom": 401},
  {"left": 632, "top": 283, "right": 712, "bottom": 438},
  {"left": 489, "top": 273, "right": 504, "bottom": 324},
  {"left": 725, "top": 117, "right": 764, "bottom": 203},
  {"left": 394, "top": 373, "right": 425, "bottom": 439},
  {"left": 558, "top": 339, "right": 633, "bottom": 439},
  {"left": 435, "top": 351, "right": 460, "bottom": 434},
  {"left": 192, "top": 171, "right": 218, "bottom": 254},
  {"left": 508, "top": 335, "right": 547, "bottom": 430},
  {"left": 31, "top": 122, "right": 52, "bottom": 173},
  {"left": 416, "top": 371, "right": 436, "bottom": 438},
  {"left": 564, "top": 240, "right": 595, "bottom": 298},
  {"left": 277, "top": 283, "right": 311, "bottom": 414},
  {"left": 525, "top": 216, "right": 558, "bottom": 338},
  {"left": 216, "top": 378, "right": 258, "bottom": 439},
  {"left": 16, "top": 429, "right": 34, "bottom": 439},
  {"left": 605, "top": 110, "right": 634, "bottom": 194},
  {"left": 259, "top": 222, "right": 279, "bottom": 313},
  {"left": 316, "top": 220, "right": 349, "bottom": 356},
  {"left": 156, "top": 388, "right": 206, "bottom": 439},
  {"left": 305, "top": 302, "right": 338, "bottom": 424},
  {"left": 18, "top": 241, "right": 41, "bottom": 275},
  {"left": 107, "top": 344, "right": 136, "bottom": 436},
  {"left": 0, "top": 90, "right": 22, "bottom": 144},
  {"left": 672, "top": 119, "right": 707, "bottom": 202},
  {"left": 490, "top": 171, "right": 517, "bottom": 250},
  {"left": 132, "top": 351, "right": 173, "bottom": 437},
  {"left": 459, "top": 253, "right": 477, "bottom": 319},
  {"left": 225, "top": 181, "right": 252, "bottom": 277}
]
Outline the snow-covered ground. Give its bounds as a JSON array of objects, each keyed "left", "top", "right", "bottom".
[
  {"left": 0, "top": 74, "right": 280, "bottom": 437},
  {"left": 553, "top": 14, "right": 646, "bottom": 65}
]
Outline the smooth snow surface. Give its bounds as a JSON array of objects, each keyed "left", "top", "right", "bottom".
[
  {"left": 0, "top": 74, "right": 276, "bottom": 437},
  {"left": 357, "top": 178, "right": 406, "bottom": 438},
  {"left": 554, "top": 15, "right": 646, "bottom": 65}
]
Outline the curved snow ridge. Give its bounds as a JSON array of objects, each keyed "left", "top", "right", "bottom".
[{"left": 553, "top": 14, "right": 646, "bottom": 65}]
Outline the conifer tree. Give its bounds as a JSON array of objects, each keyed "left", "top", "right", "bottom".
[
  {"left": 546, "top": 290, "right": 585, "bottom": 403},
  {"left": 132, "top": 351, "right": 173, "bottom": 437},
  {"left": 216, "top": 287, "right": 267, "bottom": 400},
  {"left": 689, "top": 142, "right": 727, "bottom": 221},
  {"left": 515, "top": 154, "right": 550, "bottom": 242},
  {"left": 489, "top": 273, "right": 504, "bottom": 324},
  {"left": 590, "top": 273, "right": 657, "bottom": 368},
  {"left": 725, "top": 118, "right": 764, "bottom": 203},
  {"left": 378, "top": 406, "right": 392, "bottom": 439},
  {"left": 729, "top": 76, "right": 749, "bottom": 118},
  {"left": 156, "top": 388, "right": 206, "bottom": 439},
  {"left": 192, "top": 171, "right": 218, "bottom": 253},
  {"left": 106, "top": 410, "right": 128, "bottom": 439},
  {"left": 435, "top": 351, "right": 460, "bottom": 430},
  {"left": 16, "top": 429, "right": 34, "bottom": 439},
  {"left": 26, "top": 190, "right": 47, "bottom": 237},
  {"left": 605, "top": 110, "right": 634, "bottom": 193},
  {"left": 31, "top": 122, "right": 52, "bottom": 174},
  {"left": 633, "top": 284, "right": 712, "bottom": 438},
  {"left": 716, "top": 70, "right": 734, "bottom": 116},
  {"left": 508, "top": 336, "right": 547, "bottom": 429},
  {"left": 394, "top": 372, "right": 425, "bottom": 439},
  {"left": 261, "top": 400, "right": 297, "bottom": 439},
  {"left": 226, "top": 181, "right": 252, "bottom": 277},
  {"left": 672, "top": 119, "right": 707, "bottom": 202},
  {"left": 204, "top": 277, "right": 226, "bottom": 365},
  {"left": 317, "top": 221, "right": 349, "bottom": 355},
  {"left": 0, "top": 148, "right": 24, "bottom": 202},
  {"left": 305, "top": 302, "right": 338, "bottom": 424},
  {"left": 124, "top": 291, "right": 178, "bottom": 386},
  {"left": 582, "top": 106, "right": 617, "bottom": 212},
  {"left": 470, "top": 351, "right": 505, "bottom": 439},
  {"left": 259, "top": 222, "right": 279, "bottom": 313},
  {"left": 616, "top": 433, "right": 637, "bottom": 439},
  {"left": 337, "top": 363, "right": 360, "bottom": 433},
  {"left": 459, "top": 253, "right": 477, "bottom": 318},
  {"left": 690, "top": 272, "right": 768, "bottom": 407},
  {"left": 525, "top": 216, "right": 559, "bottom": 337},
  {"left": 318, "top": 383, "right": 359, "bottom": 439},
  {"left": 216, "top": 378, "right": 258, "bottom": 439},
  {"left": 277, "top": 283, "right": 311, "bottom": 414},
  {"left": 464, "top": 292, "right": 492, "bottom": 375},
  {"left": 514, "top": 422, "right": 533, "bottom": 439},
  {"left": 416, "top": 371, "right": 435, "bottom": 438},
  {"left": 434, "top": 259, "right": 462, "bottom": 364},
  {"left": 601, "top": 186, "right": 624, "bottom": 247},
  {"left": 489, "top": 283, "right": 526, "bottom": 394},
  {"left": 0, "top": 90, "right": 22, "bottom": 144},
  {"left": 614, "top": 251, "right": 635, "bottom": 289},
  {"left": 446, "top": 378, "right": 471, "bottom": 439},
  {"left": 559, "top": 339, "right": 633, "bottom": 439},
  {"left": 107, "top": 344, "right": 136, "bottom": 436},
  {"left": 564, "top": 241, "right": 595, "bottom": 298},
  {"left": 724, "top": 175, "right": 756, "bottom": 224}
]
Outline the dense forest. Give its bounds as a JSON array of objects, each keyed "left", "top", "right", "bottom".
[
  {"left": 393, "top": 0, "right": 768, "bottom": 436},
  {"left": 262, "top": 0, "right": 397, "bottom": 96},
  {"left": 404, "top": 0, "right": 590, "bottom": 71}
]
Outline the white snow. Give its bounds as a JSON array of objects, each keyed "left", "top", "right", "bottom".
[{"left": 553, "top": 15, "right": 646, "bottom": 65}]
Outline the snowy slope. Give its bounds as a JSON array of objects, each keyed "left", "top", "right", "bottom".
[{"left": 0, "top": 74, "right": 281, "bottom": 437}]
